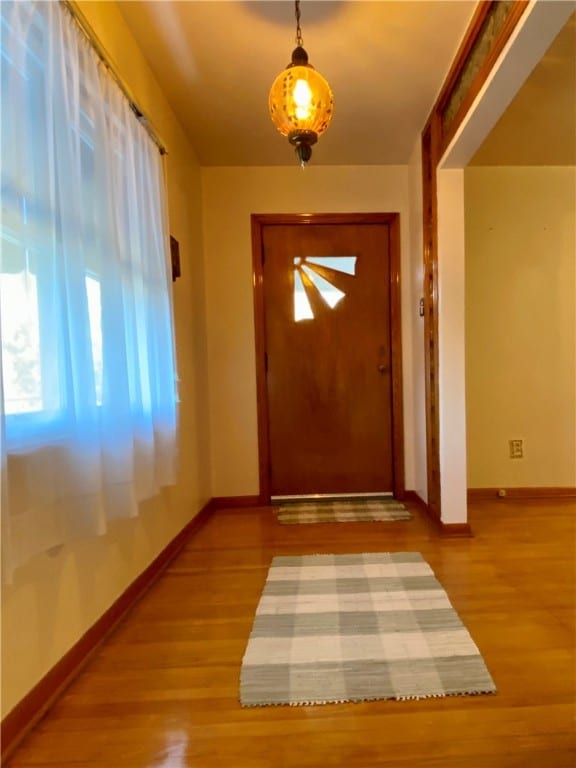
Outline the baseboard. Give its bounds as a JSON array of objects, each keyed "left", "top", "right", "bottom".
[
  {"left": 440, "top": 522, "right": 474, "bottom": 537},
  {"left": 468, "top": 487, "right": 576, "bottom": 502},
  {"left": 405, "top": 490, "right": 473, "bottom": 538},
  {"left": 1, "top": 499, "right": 214, "bottom": 765},
  {"left": 404, "top": 490, "right": 429, "bottom": 511},
  {"left": 210, "top": 495, "right": 263, "bottom": 509}
]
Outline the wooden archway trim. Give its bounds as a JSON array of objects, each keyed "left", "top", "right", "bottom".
[{"left": 420, "top": 0, "right": 528, "bottom": 521}]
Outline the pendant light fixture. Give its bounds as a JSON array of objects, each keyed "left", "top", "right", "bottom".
[{"left": 269, "top": 0, "right": 333, "bottom": 166}]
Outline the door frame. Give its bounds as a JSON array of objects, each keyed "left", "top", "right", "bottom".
[{"left": 251, "top": 212, "right": 405, "bottom": 503}]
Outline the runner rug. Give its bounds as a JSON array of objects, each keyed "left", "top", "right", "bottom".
[
  {"left": 276, "top": 498, "right": 411, "bottom": 524},
  {"left": 240, "top": 552, "right": 496, "bottom": 706}
]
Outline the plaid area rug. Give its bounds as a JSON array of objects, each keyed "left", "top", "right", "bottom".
[
  {"left": 240, "top": 552, "right": 496, "bottom": 707},
  {"left": 276, "top": 498, "right": 411, "bottom": 524}
]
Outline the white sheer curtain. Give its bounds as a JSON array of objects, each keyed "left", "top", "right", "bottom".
[{"left": 0, "top": 1, "right": 177, "bottom": 581}]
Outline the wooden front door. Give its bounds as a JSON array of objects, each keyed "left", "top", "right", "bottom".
[{"left": 252, "top": 213, "right": 404, "bottom": 500}]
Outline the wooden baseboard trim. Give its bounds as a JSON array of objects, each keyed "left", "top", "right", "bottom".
[
  {"left": 1, "top": 499, "right": 214, "bottom": 765},
  {"left": 468, "top": 487, "right": 576, "bottom": 502},
  {"left": 210, "top": 495, "right": 264, "bottom": 509},
  {"left": 405, "top": 489, "right": 439, "bottom": 527},
  {"left": 405, "top": 490, "right": 473, "bottom": 538},
  {"left": 440, "top": 522, "right": 474, "bottom": 538},
  {"left": 404, "top": 490, "right": 430, "bottom": 511}
]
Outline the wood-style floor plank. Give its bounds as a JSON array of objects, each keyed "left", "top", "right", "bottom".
[{"left": 6, "top": 498, "right": 576, "bottom": 767}]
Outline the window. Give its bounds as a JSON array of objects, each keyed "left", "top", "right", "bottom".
[
  {"left": 293, "top": 256, "right": 357, "bottom": 321},
  {"left": 1, "top": 0, "right": 177, "bottom": 580}
]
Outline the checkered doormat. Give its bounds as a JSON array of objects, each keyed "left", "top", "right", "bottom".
[
  {"left": 240, "top": 552, "right": 496, "bottom": 707},
  {"left": 276, "top": 498, "right": 412, "bottom": 524}
]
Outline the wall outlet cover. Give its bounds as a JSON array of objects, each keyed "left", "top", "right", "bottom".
[{"left": 509, "top": 439, "right": 524, "bottom": 459}]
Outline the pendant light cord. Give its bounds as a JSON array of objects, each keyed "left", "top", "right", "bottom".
[{"left": 295, "top": 0, "right": 303, "bottom": 47}]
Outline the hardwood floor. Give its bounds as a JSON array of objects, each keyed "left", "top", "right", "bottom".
[{"left": 6, "top": 498, "right": 576, "bottom": 767}]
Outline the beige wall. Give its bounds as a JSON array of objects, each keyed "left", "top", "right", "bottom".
[
  {"left": 201, "top": 165, "right": 419, "bottom": 497},
  {"left": 1, "top": 1, "right": 210, "bottom": 716},
  {"left": 465, "top": 166, "right": 576, "bottom": 488}
]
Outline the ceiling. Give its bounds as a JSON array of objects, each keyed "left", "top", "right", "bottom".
[
  {"left": 117, "top": 1, "right": 476, "bottom": 166},
  {"left": 471, "top": 11, "right": 576, "bottom": 166},
  {"left": 117, "top": 2, "right": 575, "bottom": 168}
]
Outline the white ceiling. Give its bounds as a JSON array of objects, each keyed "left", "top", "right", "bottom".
[
  {"left": 116, "top": 2, "right": 575, "bottom": 168},
  {"left": 117, "top": 1, "right": 476, "bottom": 166}
]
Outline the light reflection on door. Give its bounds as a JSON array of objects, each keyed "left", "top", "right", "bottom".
[{"left": 293, "top": 256, "right": 357, "bottom": 322}]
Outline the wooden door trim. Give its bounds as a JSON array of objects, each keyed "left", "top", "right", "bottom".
[
  {"left": 251, "top": 212, "right": 404, "bottom": 503},
  {"left": 388, "top": 214, "right": 405, "bottom": 499}
]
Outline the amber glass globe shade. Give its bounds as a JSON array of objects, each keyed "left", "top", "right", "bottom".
[{"left": 269, "top": 64, "right": 334, "bottom": 139}]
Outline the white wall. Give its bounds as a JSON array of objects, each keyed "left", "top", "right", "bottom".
[
  {"left": 465, "top": 166, "right": 576, "bottom": 488},
  {"left": 1, "top": 2, "right": 210, "bottom": 717},
  {"left": 437, "top": 170, "right": 468, "bottom": 524},
  {"left": 201, "top": 165, "right": 420, "bottom": 497}
]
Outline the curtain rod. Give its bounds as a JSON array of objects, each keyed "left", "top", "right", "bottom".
[{"left": 61, "top": 0, "right": 168, "bottom": 155}]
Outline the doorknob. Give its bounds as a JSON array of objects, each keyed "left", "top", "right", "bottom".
[{"left": 377, "top": 364, "right": 389, "bottom": 374}]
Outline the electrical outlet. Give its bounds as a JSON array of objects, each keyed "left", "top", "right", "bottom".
[{"left": 509, "top": 439, "right": 523, "bottom": 459}]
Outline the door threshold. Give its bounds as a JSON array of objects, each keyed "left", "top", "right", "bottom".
[{"left": 271, "top": 492, "right": 394, "bottom": 502}]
